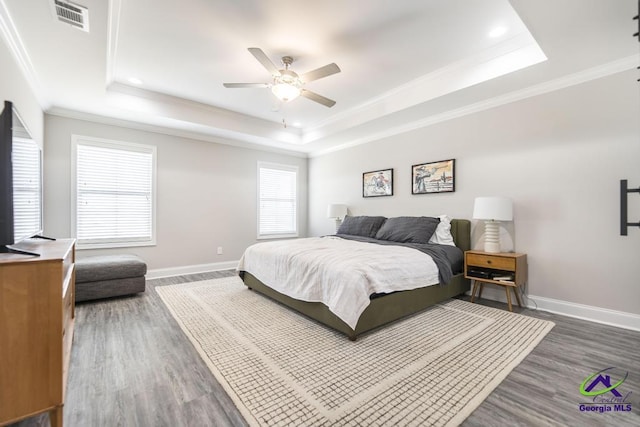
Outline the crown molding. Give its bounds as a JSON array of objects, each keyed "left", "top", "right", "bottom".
[
  {"left": 309, "top": 54, "right": 639, "bottom": 158},
  {"left": 105, "top": 0, "right": 122, "bottom": 85},
  {"left": 46, "top": 107, "right": 309, "bottom": 158},
  {"left": 302, "top": 32, "right": 547, "bottom": 144},
  {"left": 0, "top": 0, "right": 49, "bottom": 109}
]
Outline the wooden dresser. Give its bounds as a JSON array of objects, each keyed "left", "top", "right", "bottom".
[{"left": 0, "top": 239, "right": 76, "bottom": 427}]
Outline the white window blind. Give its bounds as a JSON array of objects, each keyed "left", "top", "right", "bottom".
[
  {"left": 258, "top": 163, "right": 298, "bottom": 238},
  {"left": 73, "top": 137, "right": 156, "bottom": 248},
  {"left": 12, "top": 137, "right": 42, "bottom": 241}
]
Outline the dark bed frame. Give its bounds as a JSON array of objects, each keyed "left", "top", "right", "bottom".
[{"left": 240, "top": 219, "right": 471, "bottom": 340}]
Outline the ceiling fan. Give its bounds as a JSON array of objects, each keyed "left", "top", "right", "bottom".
[{"left": 223, "top": 47, "right": 341, "bottom": 108}]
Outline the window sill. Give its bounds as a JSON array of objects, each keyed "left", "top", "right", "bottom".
[
  {"left": 257, "top": 233, "right": 299, "bottom": 240},
  {"left": 76, "top": 240, "right": 156, "bottom": 250}
]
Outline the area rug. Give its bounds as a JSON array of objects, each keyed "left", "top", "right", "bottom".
[{"left": 156, "top": 277, "right": 554, "bottom": 426}]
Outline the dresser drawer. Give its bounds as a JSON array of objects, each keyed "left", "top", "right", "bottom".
[{"left": 466, "top": 253, "right": 515, "bottom": 271}]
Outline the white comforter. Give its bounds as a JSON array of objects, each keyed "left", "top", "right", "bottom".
[{"left": 237, "top": 236, "right": 440, "bottom": 329}]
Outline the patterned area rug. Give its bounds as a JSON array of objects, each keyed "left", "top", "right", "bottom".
[{"left": 156, "top": 277, "right": 554, "bottom": 427}]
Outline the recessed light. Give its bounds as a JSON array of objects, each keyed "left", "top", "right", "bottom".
[
  {"left": 128, "top": 77, "right": 143, "bottom": 85},
  {"left": 488, "top": 26, "right": 507, "bottom": 38}
]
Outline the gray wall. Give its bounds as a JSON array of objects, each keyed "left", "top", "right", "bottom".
[
  {"left": 308, "top": 70, "right": 640, "bottom": 315},
  {"left": 44, "top": 115, "right": 308, "bottom": 271}
]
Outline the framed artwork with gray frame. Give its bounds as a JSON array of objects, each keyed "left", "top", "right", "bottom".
[
  {"left": 363, "top": 168, "right": 393, "bottom": 197},
  {"left": 412, "top": 159, "right": 455, "bottom": 194}
]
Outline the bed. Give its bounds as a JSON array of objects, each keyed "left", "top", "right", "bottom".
[{"left": 238, "top": 216, "right": 471, "bottom": 340}]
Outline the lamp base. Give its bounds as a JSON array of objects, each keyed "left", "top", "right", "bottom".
[{"left": 483, "top": 220, "right": 501, "bottom": 253}]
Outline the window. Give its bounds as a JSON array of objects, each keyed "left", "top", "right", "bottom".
[
  {"left": 72, "top": 136, "right": 156, "bottom": 248},
  {"left": 12, "top": 137, "right": 42, "bottom": 241},
  {"left": 257, "top": 162, "right": 298, "bottom": 239}
]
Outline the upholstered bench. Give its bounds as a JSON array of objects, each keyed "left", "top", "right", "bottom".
[{"left": 75, "top": 255, "right": 147, "bottom": 302}]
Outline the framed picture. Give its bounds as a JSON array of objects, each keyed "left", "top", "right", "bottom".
[
  {"left": 412, "top": 159, "right": 455, "bottom": 194},
  {"left": 363, "top": 168, "right": 393, "bottom": 197}
]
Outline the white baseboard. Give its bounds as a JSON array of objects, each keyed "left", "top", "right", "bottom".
[
  {"left": 527, "top": 294, "right": 640, "bottom": 332},
  {"left": 147, "top": 260, "right": 239, "bottom": 279},
  {"left": 467, "top": 288, "right": 640, "bottom": 332}
]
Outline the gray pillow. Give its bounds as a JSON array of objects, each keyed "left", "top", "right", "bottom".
[
  {"left": 374, "top": 216, "right": 440, "bottom": 243},
  {"left": 337, "top": 215, "right": 387, "bottom": 238}
]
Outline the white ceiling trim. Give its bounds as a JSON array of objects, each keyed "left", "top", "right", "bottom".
[
  {"left": 106, "top": 82, "right": 303, "bottom": 145},
  {"left": 302, "top": 32, "right": 547, "bottom": 144},
  {"left": 47, "top": 54, "right": 638, "bottom": 160},
  {"left": 0, "top": 0, "right": 50, "bottom": 109},
  {"left": 99, "top": 3, "right": 546, "bottom": 150},
  {"left": 105, "top": 0, "right": 122, "bottom": 85},
  {"left": 46, "top": 106, "right": 308, "bottom": 158},
  {"left": 99, "top": 29, "right": 547, "bottom": 148},
  {"left": 103, "top": 0, "right": 306, "bottom": 147},
  {"left": 309, "top": 55, "right": 639, "bottom": 158}
]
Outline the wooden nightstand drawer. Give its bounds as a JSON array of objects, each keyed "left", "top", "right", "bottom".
[{"left": 466, "top": 253, "right": 515, "bottom": 271}]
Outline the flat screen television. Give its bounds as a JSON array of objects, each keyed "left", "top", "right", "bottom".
[{"left": 0, "top": 100, "right": 44, "bottom": 255}]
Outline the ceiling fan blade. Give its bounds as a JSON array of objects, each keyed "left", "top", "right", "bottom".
[
  {"left": 300, "top": 63, "right": 340, "bottom": 83},
  {"left": 223, "top": 83, "right": 270, "bottom": 88},
  {"left": 248, "top": 47, "right": 281, "bottom": 76},
  {"left": 301, "top": 89, "right": 336, "bottom": 108}
]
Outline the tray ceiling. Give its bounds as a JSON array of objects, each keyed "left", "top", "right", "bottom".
[{"left": 0, "top": 0, "right": 637, "bottom": 155}]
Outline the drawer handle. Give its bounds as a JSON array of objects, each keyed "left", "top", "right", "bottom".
[{"left": 486, "top": 260, "right": 492, "bottom": 264}]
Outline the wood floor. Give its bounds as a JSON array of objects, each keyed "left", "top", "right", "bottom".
[{"left": 10, "top": 271, "right": 640, "bottom": 427}]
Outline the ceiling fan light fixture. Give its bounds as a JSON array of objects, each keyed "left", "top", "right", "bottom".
[
  {"left": 271, "top": 70, "right": 302, "bottom": 102},
  {"left": 271, "top": 83, "right": 301, "bottom": 102},
  {"left": 223, "top": 48, "right": 339, "bottom": 107}
]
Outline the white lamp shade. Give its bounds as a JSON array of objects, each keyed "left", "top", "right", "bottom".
[
  {"left": 472, "top": 197, "right": 513, "bottom": 221},
  {"left": 271, "top": 83, "right": 300, "bottom": 102},
  {"left": 327, "top": 204, "right": 347, "bottom": 219},
  {"left": 271, "top": 70, "right": 302, "bottom": 102}
]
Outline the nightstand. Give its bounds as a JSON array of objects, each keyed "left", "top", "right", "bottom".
[{"left": 464, "top": 250, "right": 527, "bottom": 312}]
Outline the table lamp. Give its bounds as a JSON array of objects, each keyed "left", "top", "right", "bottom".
[
  {"left": 327, "top": 204, "right": 347, "bottom": 231},
  {"left": 472, "top": 197, "right": 513, "bottom": 253}
]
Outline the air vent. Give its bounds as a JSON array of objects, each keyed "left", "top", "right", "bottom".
[{"left": 53, "top": 0, "right": 89, "bottom": 32}]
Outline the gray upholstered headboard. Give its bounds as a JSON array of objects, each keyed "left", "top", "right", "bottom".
[{"left": 450, "top": 219, "right": 471, "bottom": 252}]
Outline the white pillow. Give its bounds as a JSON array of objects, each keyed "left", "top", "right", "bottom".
[{"left": 428, "top": 215, "right": 456, "bottom": 246}]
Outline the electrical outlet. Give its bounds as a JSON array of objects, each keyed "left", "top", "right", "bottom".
[{"left": 217, "top": 246, "right": 223, "bottom": 255}]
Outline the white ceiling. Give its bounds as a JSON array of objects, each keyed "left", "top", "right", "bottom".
[{"left": 1, "top": 0, "right": 638, "bottom": 155}]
